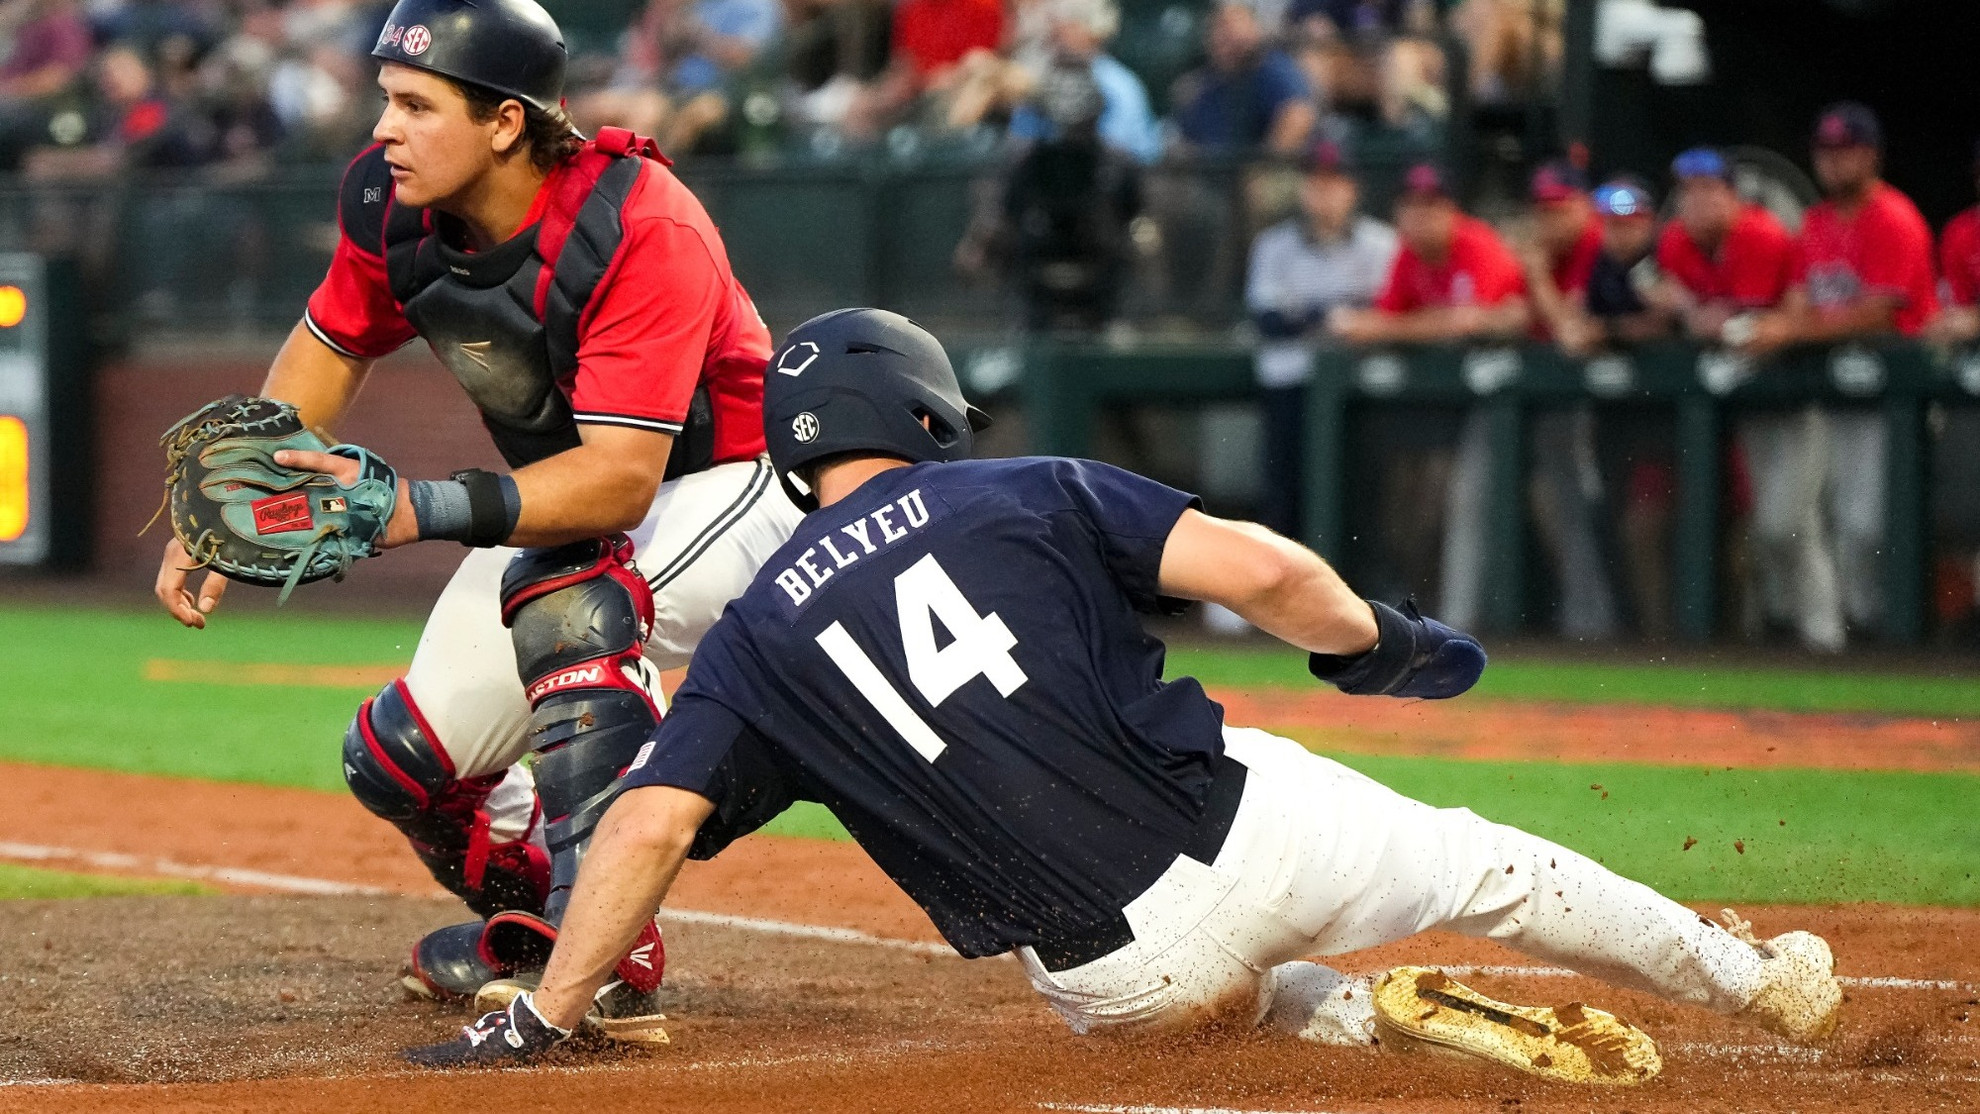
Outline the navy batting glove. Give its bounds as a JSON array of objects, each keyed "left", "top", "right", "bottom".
[
  {"left": 1307, "top": 599, "right": 1486, "bottom": 699},
  {"left": 403, "top": 991, "right": 571, "bottom": 1069}
]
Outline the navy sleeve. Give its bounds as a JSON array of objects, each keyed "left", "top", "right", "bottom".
[
  {"left": 621, "top": 694, "right": 801, "bottom": 860},
  {"left": 1050, "top": 458, "right": 1202, "bottom": 613}
]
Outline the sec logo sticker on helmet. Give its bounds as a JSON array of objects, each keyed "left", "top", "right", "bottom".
[
  {"left": 402, "top": 24, "right": 432, "bottom": 54},
  {"left": 792, "top": 413, "right": 820, "bottom": 443}
]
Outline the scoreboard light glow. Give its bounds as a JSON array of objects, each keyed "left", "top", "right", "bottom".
[
  {"left": 0, "top": 286, "right": 23, "bottom": 329},
  {"left": 0, "top": 415, "right": 26, "bottom": 542}
]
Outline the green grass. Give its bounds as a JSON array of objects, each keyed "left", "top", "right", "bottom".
[
  {"left": 1167, "top": 645, "right": 1980, "bottom": 719},
  {"left": 0, "top": 606, "right": 423, "bottom": 792},
  {"left": 6, "top": 605, "right": 1978, "bottom": 906},
  {"left": 0, "top": 862, "right": 210, "bottom": 899},
  {"left": 758, "top": 755, "right": 1980, "bottom": 906}
]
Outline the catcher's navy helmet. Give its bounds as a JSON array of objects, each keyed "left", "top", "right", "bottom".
[
  {"left": 372, "top": 0, "right": 566, "bottom": 115},
  {"left": 764, "top": 309, "right": 991, "bottom": 510}
]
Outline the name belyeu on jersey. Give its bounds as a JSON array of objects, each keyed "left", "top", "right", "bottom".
[{"left": 771, "top": 487, "right": 936, "bottom": 614}]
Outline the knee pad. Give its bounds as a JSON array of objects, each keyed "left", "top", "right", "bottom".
[
  {"left": 343, "top": 679, "right": 452, "bottom": 825},
  {"left": 344, "top": 680, "right": 549, "bottom": 918},
  {"left": 502, "top": 535, "right": 662, "bottom": 920},
  {"left": 501, "top": 534, "right": 658, "bottom": 708}
]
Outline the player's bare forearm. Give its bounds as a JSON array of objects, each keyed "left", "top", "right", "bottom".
[
  {"left": 263, "top": 321, "right": 374, "bottom": 436},
  {"left": 505, "top": 425, "right": 677, "bottom": 546},
  {"left": 1157, "top": 510, "right": 1377, "bottom": 656},
  {"left": 532, "top": 786, "right": 712, "bottom": 1030}
]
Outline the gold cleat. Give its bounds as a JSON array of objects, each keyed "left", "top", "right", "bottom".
[
  {"left": 1372, "top": 966, "right": 1661, "bottom": 1086},
  {"left": 475, "top": 976, "right": 671, "bottom": 1046}
]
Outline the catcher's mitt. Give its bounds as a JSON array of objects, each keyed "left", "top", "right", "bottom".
[{"left": 156, "top": 395, "right": 398, "bottom": 603}]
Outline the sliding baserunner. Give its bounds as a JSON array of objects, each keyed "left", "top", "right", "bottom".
[{"left": 404, "top": 309, "right": 1842, "bottom": 1082}]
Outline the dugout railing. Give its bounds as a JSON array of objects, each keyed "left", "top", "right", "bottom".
[{"left": 975, "top": 338, "right": 1975, "bottom": 644}]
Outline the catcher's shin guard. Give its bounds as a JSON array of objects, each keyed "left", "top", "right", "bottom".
[
  {"left": 502, "top": 536, "right": 662, "bottom": 927},
  {"left": 343, "top": 679, "right": 550, "bottom": 919}
]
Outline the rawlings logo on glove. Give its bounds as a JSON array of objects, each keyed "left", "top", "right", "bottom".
[{"left": 151, "top": 395, "right": 398, "bottom": 603}]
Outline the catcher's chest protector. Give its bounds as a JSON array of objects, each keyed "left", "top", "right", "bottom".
[{"left": 349, "top": 128, "right": 712, "bottom": 473}]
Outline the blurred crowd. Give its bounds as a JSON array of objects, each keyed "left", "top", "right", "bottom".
[
  {"left": 1238, "top": 101, "right": 1980, "bottom": 650},
  {"left": 0, "top": 0, "right": 1576, "bottom": 176}
]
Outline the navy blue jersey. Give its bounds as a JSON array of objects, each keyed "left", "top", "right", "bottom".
[{"left": 622, "top": 457, "right": 1235, "bottom": 958}]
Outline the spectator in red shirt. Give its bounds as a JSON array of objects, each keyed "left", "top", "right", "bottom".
[
  {"left": 1929, "top": 139, "right": 1980, "bottom": 344},
  {"left": 1330, "top": 163, "right": 1527, "bottom": 632},
  {"left": 1737, "top": 103, "right": 1931, "bottom": 651},
  {"left": 845, "top": 0, "right": 1004, "bottom": 137},
  {"left": 1331, "top": 162, "right": 1529, "bottom": 344},
  {"left": 1519, "top": 159, "right": 1603, "bottom": 350},
  {"left": 1743, "top": 103, "right": 1937, "bottom": 355},
  {"left": 1518, "top": 159, "right": 1621, "bottom": 639},
  {"left": 1648, "top": 147, "right": 1794, "bottom": 344},
  {"left": 893, "top": 0, "right": 1005, "bottom": 86}
]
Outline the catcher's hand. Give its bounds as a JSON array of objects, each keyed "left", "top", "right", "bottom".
[
  {"left": 152, "top": 395, "right": 409, "bottom": 613},
  {"left": 403, "top": 992, "right": 571, "bottom": 1069}
]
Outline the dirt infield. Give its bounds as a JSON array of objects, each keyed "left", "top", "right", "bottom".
[{"left": 2, "top": 763, "right": 1979, "bottom": 1111}]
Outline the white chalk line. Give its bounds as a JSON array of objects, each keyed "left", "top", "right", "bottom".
[
  {"left": 657, "top": 907, "right": 958, "bottom": 957},
  {"left": 1, "top": 842, "right": 1977, "bottom": 1091},
  {"left": 0, "top": 841, "right": 390, "bottom": 897},
  {"left": 1435, "top": 963, "right": 1977, "bottom": 993}
]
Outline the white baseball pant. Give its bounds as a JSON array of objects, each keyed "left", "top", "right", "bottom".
[
  {"left": 1020, "top": 727, "right": 1767, "bottom": 1043},
  {"left": 396, "top": 456, "right": 803, "bottom": 847}
]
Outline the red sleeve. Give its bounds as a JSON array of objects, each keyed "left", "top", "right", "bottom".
[
  {"left": 1943, "top": 215, "right": 1977, "bottom": 307},
  {"left": 1723, "top": 216, "right": 1794, "bottom": 308},
  {"left": 1856, "top": 202, "right": 1932, "bottom": 299},
  {"left": 1375, "top": 253, "right": 1415, "bottom": 313},
  {"left": 1654, "top": 223, "right": 1695, "bottom": 290},
  {"left": 1474, "top": 236, "right": 1527, "bottom": 305},
  {"left": 566, "top": 215, "right": 724, "bottom": 434},
  {"left": 303, "top": 236, "right": 418, "bottom": 359}
]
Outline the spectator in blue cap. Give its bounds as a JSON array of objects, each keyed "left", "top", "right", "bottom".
[{"left": 1572, "top": 176, "right": 1671, "bottom": 355}]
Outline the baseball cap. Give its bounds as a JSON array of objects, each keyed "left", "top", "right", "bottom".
[
  {"left": 1302, "top": 139, "right": 1354, "bottom": 176},
  {"left": 1398, "top": 162, "right": 1450, "bottom": 200},
  {"left": 1670, "top": 146, "right": 1732, "bottom": 182},
  {"left": 1812, "top": 102, "right": 1881, "bottom": 150},
  {"left": 1529, "top": 159, "right": 1589, "bottom": 203},
  {"left": 1592, "top": 179, "right": 1654, "bottom": 218}
]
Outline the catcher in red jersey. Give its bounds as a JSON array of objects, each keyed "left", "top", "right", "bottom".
[{"left": 151, "top": 0, "right": 800, "bottom": 1038}]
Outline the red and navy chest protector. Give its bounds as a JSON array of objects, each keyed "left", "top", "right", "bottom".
[{"left": 329, "top": 128, "right": 718, "bottom": 473}]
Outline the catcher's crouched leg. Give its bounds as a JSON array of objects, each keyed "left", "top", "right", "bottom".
[
  {"left": 464, "top": 536, "right": 668, "bottom": 1032},
  {"left": 343, "top": 680, "right": 552, "bottom": 997}
]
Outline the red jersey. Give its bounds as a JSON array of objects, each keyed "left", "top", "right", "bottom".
[
  {"left": 1939, "top": 206, "right": 1980, "bottom": 308},
  {"left": 1376, "top": 215, "right": 1526, "bottom": 313},
  {"left": 305, "top": 140, "right": 771, "bottom": 465},
  {"left": 1791, "top": 181, "right": 1939, "bottom": 336},
  {"left": 1552, "top": 216, "right": 1604, "bottom": 297},
  {"left": 891, "top": 0, "right": 1003, "bottom": 85},
  {"left": 1656, "top": 204, "right": 1794, "bottom": 309}
]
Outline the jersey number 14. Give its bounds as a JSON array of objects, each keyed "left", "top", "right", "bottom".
[{"left": 814, "top": 553, "right": 1027, "bottom": 762}]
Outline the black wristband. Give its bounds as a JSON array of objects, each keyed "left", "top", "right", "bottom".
[
  {"left": 1306, "top": 599, "right": 1419, "bottom": 696},
  {"left": 450, "top": 468, "right": 517, "bottom": 548}
]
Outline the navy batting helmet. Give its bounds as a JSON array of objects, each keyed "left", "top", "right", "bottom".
[
  {"left": 764, "top": 309, "right": 992, "bottom": 511},
  {"left": 372, "top": 0, "right": 566, "bottom": 114}
]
